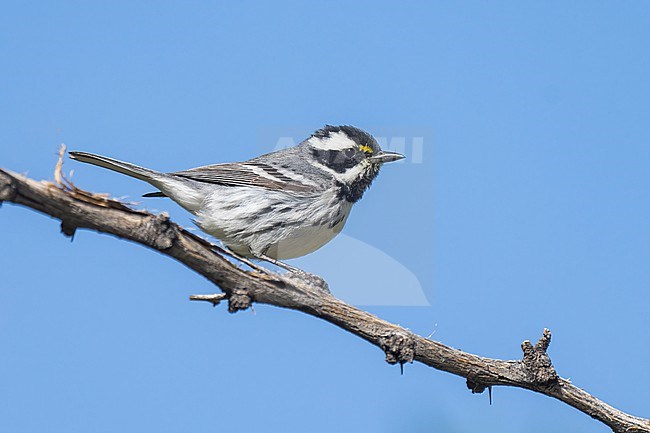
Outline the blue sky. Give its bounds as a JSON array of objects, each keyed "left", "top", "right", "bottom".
[{"left": 2, "top": 1, "right": 649, "bottom": 432}]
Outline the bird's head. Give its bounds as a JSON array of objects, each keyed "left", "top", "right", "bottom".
[{"left": 304, "top": 125, "right": 404, "bottom": 202}]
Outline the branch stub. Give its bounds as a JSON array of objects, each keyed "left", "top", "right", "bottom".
[
  {"left": 228, "top": 288, "right": 253, "bottom": 313},
  {"left": 521, "top": 328, "right": 558, "bottom": 387},
  {"left": 380, "top": 330, "right": 416, "bottom": 368}
]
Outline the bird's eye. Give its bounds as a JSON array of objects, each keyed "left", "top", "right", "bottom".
[{"left": 344, "top": 148, "right": 356, "bottom": 158}]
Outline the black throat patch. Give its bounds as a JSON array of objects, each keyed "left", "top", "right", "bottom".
[{"left": 335, "top": 164, "right": 381, "bottom": 203}]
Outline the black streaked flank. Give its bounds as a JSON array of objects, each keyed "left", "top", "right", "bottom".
[{"left": 328, "top": 212, "right": 347, "bottom": 229}]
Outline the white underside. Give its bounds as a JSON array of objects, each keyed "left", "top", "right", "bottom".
[{"left": 157, "top": 178, "right": 352, "bottom": 260}]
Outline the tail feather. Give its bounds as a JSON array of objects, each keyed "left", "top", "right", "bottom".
[
  {"left": 69, "top": 151, "right": 204, "bottom": 212},
  {"left": 68, "top": 151, "right": 161, "bottom": 183},
  {"left": 142, "top": 191, "right": 167, "bottom": 198}
]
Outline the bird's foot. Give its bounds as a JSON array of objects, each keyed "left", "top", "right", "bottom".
[
  {"left": 257, "top": 254, "right": 330, "bottom": 292},
  {"left": 282, "top": 268, "right": 330, "bottom": 292}
]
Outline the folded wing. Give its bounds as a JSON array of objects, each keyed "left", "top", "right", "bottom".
[{"left": 171, "top": 162, "right": 315, "bottom": 193}]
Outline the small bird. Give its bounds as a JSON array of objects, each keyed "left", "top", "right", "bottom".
[{"left": 69, "top": 125, "right": 404, "bottom": 263}]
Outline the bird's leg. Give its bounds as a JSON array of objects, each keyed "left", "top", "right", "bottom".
[
  {"left": 218, "top": 245, "right": 275, "bottom": 275},
  {"left": 257, "top": 253, "right": 302, "bottom": 273},
  {"left": 257, "top": 253, "right": 330, "bottom": 292}
]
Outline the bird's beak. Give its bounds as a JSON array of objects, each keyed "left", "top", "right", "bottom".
[{"left": 370, "top": 151, "right": 405, "bottom": 164}]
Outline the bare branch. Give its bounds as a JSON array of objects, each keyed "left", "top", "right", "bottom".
[
  {"left": 1, "top": 166, "right": 648, "bottom": 433},
  {"left": 189, "top": 293, "right": 227, "bottom": 307}
]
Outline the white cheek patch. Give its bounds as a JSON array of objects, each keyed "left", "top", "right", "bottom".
[{"left": 308, "top": 131, "right": 357, "bottom": 151}]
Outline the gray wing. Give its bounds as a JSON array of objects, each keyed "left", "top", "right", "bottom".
[{"left": 170, "top": 162, "right": 316, "bottom": 193}]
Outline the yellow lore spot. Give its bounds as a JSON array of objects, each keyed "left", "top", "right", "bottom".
[{"left": 359, "top": 144, "right": 373, "bottom": 155}]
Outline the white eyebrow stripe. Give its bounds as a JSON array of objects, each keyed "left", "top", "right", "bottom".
[{"left": 308, "top": 131, "right": 357, "bottom": 151}]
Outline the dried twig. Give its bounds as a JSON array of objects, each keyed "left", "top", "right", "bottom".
[{"left": 0, "top": 164, "right": 648, "bottom": 433}]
